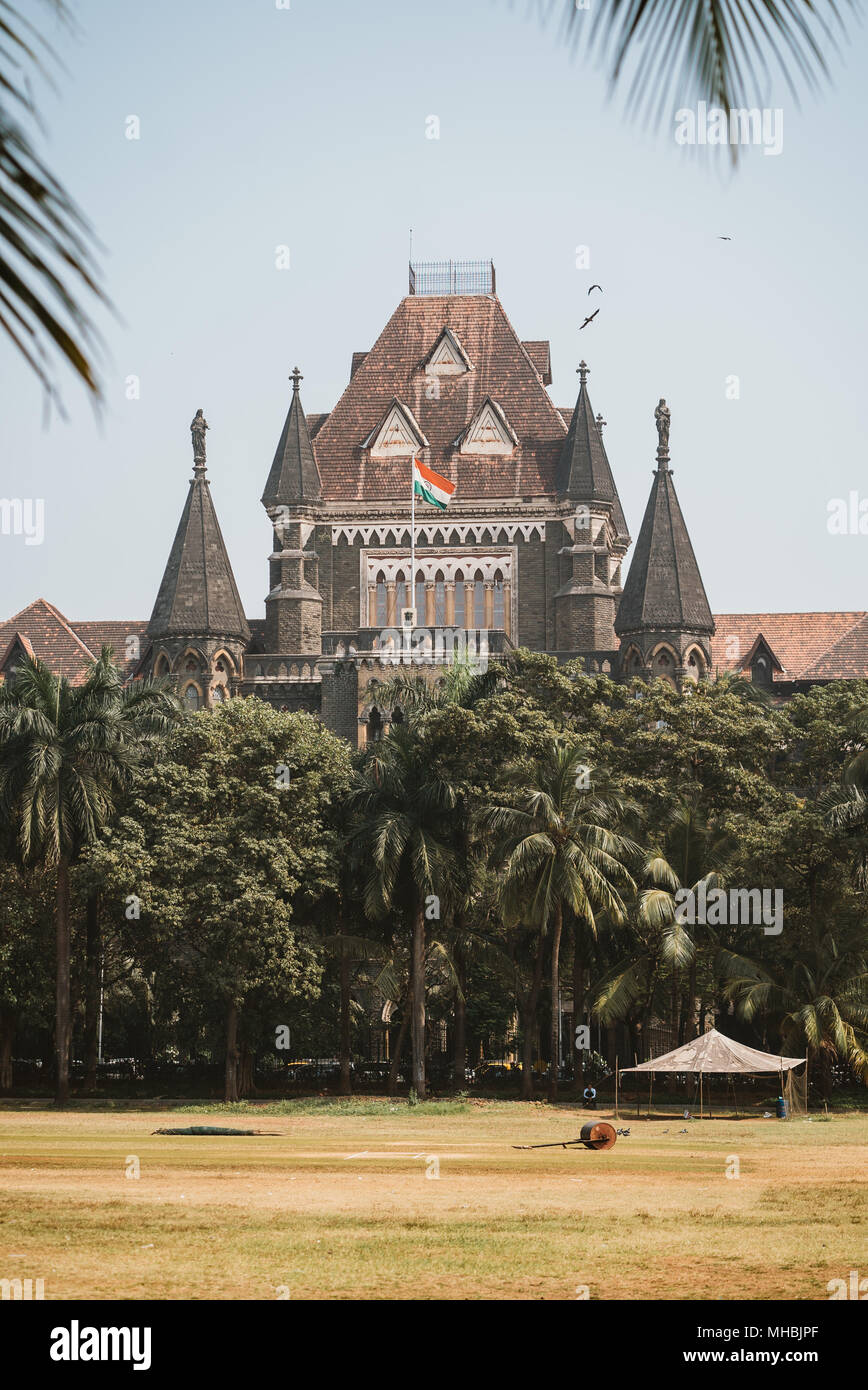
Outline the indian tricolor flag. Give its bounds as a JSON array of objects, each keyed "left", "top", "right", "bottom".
[{"left": 413, "top": 458, "right": 455, "bottom": 511}]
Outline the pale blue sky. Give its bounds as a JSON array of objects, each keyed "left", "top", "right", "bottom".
[{"left": 1, "top": 0, "right": 867, "bottom": 622}]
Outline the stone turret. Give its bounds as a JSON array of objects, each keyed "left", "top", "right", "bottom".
[
  {"left": 147, "top": 411, "right": 250, "bottom": 707},
  {"left": 615, "top": 399, "right": 714, "bottom": 685},
  {"left": 261, "top": 368, "right": 323, "bottom": 654},
  {"left": 554, "top": 361, "right": 629, "bottom": 652}
]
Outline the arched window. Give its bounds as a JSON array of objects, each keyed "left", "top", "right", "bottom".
[
  {"left": 183, "top": 683, "right": 201, "bottom": 710},
  {"left": 376, "top": 578, "right": 387, "bottom": 627},
  {"left": 154, "top": 653, "right": 170, "bottom": 678},
  {"left": 453, "top": 572, "right": 465, "bottom": 627},
  {"left": 367, "top": 707, "right": 383, "bottom": 743},
  {"left": 211, "top": 685, "right": 225, "bottom": 703},
  {"left": 685, "top": 648, "right": 706, "bottom": 684},
  {"left": 473, "top": 578, "right": 484, "bottom": 628},
  {"left": 434, "top": 573, "right": 445, "bottom": 625},
  {"left": 391, "top": 706, "right": 404, "bottom": 726},
  {"left": 415, "top": 574, "right": 425, "bottom": 620},
  {"left": 493, "top": 576, "right": 505, "bottom": 629}
]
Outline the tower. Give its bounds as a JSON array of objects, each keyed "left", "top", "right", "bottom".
[
  {"left": 615, "top": 399, "right": 714, "bottom": 685},
  {"left": 555, "top": 361, "right": 630, "bottom": 653},
  {"left": 260, "top": 367, "right": 323, "bottom": 655},
  {"left": 147, "top": 411, "right": 250, "bottom": 707}
]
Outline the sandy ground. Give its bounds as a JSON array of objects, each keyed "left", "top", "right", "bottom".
[{"left": 0, "top": 1102, "right": 865, "bottom": 1300}]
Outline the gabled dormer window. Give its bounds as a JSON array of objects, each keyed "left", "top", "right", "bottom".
[
  {"left": 363, "top": 399, "right": 429, "bottom": 459},
  {"left": 454, "top": 397, "right": 518, "bottom": 456},
  {"left": 422, "top": 327, "right": 473, "bottom": 378}
]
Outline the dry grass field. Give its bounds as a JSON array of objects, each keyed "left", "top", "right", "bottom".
[{"left": 0, "top": 1099, "right": 865, "bottom": 1300}]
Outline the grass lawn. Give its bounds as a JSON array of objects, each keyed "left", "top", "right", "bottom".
[{"left": 0, "top": 1099, "right": 865, "bottom": 1300}]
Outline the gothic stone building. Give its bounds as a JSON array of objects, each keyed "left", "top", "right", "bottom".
[{"left": 4, "top": 263, "right": 868, "bottom": 737}]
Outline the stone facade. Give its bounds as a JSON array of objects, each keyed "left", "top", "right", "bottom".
[{"left": 8, "top": 271, "right": 866, "bottom": 723}]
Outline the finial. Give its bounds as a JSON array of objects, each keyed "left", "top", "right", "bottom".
[
  {"left": 577, "top": 360, "right": 589, "bottom": 386},
  {"left": 190, "top": 408, "right": 209, "bottom": 471},
  {"left": 596, "top": 411, "right": 607, "bottom": 434},
  {"left": 654, "top": 397, "right": 671, "bottom": 468},
  {"left": 290, "top": 366, "right": 303, "bottom": 394}
]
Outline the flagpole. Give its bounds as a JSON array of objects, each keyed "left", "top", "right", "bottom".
[{"left": 410, "top": 454, "right": 416, "bottom": 624}]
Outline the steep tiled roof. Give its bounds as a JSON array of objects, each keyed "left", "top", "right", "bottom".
[
  {"left": 616, "top": 464, "right": 713, "bottom": 636},
  {"left": 711, "top": 612, "right": 868, "bottom": 680},
  {"left": 311, "top": 295, "right": 568, "bottom": 502},
  {"left": 74, "top": 621, "right": 150, "bottom": 679},
  {"left": 558, "top": 363, "right": 629, "bottom": 540},
  {"left": 0, "top": 599, "right": 99, "bottom": 685},
  {"left": 149, "top": 464, "right": 250, "bottom": 643}
]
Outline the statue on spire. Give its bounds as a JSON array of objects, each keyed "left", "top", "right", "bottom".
[
  {"left": 191, "top": 409, "right": 209, "bottom": 464},
  {"left": 655, "top": 398, "right": 671, "bottom": 459}
]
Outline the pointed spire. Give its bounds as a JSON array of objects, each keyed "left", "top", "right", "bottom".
[
  {"left": 148, "top": 414, "right": 250, "bottom": 643},
  {"left": 558, "top": 360, "right": 629, "bottom": 540},
  {"left": 615, "top": 402, "right": 713, "bottom": 637},
  {"left": 261, "top": 366, "right": 322, "bottom": 510}
]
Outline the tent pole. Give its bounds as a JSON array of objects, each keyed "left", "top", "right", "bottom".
[
  {"left": 615, "top": 1059, "right": 619, "bottom": 1120},
  {"left": 699, "top": 1070, "right": 703, "bottom": 1119}
]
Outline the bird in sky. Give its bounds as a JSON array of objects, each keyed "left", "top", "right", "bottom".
[
  {"left": 717, "top": 235, "right": 732, "bottom": 240},
  {"left": 579, "top": 309, "right": 599, "bottom": 330},
  {"left": 588, "top": 284, "right": 602, "bottom": 293}
]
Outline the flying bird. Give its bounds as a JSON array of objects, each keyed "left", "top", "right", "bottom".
[
  {"left": 579, "top": 309, "right": 599, "bottom": 330},
  {"left": 717, "top": 236, "right": 732, "bottom": 240},
  {"left": 588, "top": 284, "right": 602, "bottom": 294}
]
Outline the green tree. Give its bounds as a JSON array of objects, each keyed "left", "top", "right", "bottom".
[
  {"left": 85, "top": 699, "right": 350, "bottom": 1102},
  {"left": 348, "top": 725, "right": 459, "bottom": 1099},
  {"left": 484, "top": 737, "right": 638, "bottom": 1101},
  {"left": 0, "top": 651, "right": 178, "bottom": 1104},
  {"left": 1, "top": 0, "right": 106, "bottom": 403}
]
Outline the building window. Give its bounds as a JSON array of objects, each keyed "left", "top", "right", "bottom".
[
  {"left": 184, "top": 683, "right": 201, "bottom": 710},
  {"left": 376, "top": 580, "right": 386, "bottom": 627},
  {"left": 211, "top": 685, "right": 225, "bottom": 703},
  {"left": 493, "top": 578, "right": 505, "bottom": 629},
  {"left": 435, "top": 579, "right": 445, "bottom": 625},
  {"left": 474, "top": 580, "right": 484, "bottom": 628},
  {"left": 454, "top": 574, "right": 465, "bottom": 627}
]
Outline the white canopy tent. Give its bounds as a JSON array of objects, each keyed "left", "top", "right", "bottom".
[{"left": 617, "top": 1028, "right": 806, "bottom": 1117}]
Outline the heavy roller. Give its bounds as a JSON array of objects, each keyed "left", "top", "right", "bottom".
[{"left": 512, "top": 1120, "right": 617, "bottom": 1151}]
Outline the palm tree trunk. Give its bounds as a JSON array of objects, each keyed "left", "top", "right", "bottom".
[
  {"left": 411, "top": 897, "right": 426, "bottom": 1099},
  {"left": 224, "top": 999, "right": 240, "bottom": 1104},
  {"left": 338, "top": 924, "right": 352, "bottom": 1096},
  {"left": 83, "top": 890, "right": 101, "bottom": 1091},
  {"left": 239, "top": 1043, "right": 255, "bottom": 1099},
  {"left": 573, "top": 948, "right": 585, "bottom": 1092},
  {"left": 55, "top": 857, "right": 71, "bottom": 1107},
  {"left": 452, "top": 943, "right": 466, "bottom": 1086},
  {"left": 548, "top": 901, "right": 563, "bottom": 1103},
  {"left": 388, "top": 988, "right": 411, "bottom": 1097},
  {"left": 0, "top": 1007, "right": 15, "bottom": 1092},
  {"left": 520, "top": 928, "right": 546, "bottom": 1101}
]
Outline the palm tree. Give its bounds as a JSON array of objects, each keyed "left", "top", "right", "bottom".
[
  {"left": 348, "top": 725, "right": 459, "bottom": 1099},
  {"left": 0, "top": 650, "right": 179, "bottom": 1103},
  {"left": 724, "top": 924, "right": 868, "bottom": 1095},
  {"left": 531, "top": 1, "right": 851, "bottom": 153},
  {"left": 484, "top": 739, "right": 638, "bottom": 1101},
  {"left": 1, "top": 1, "right": 106, "bottom": 404}
]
